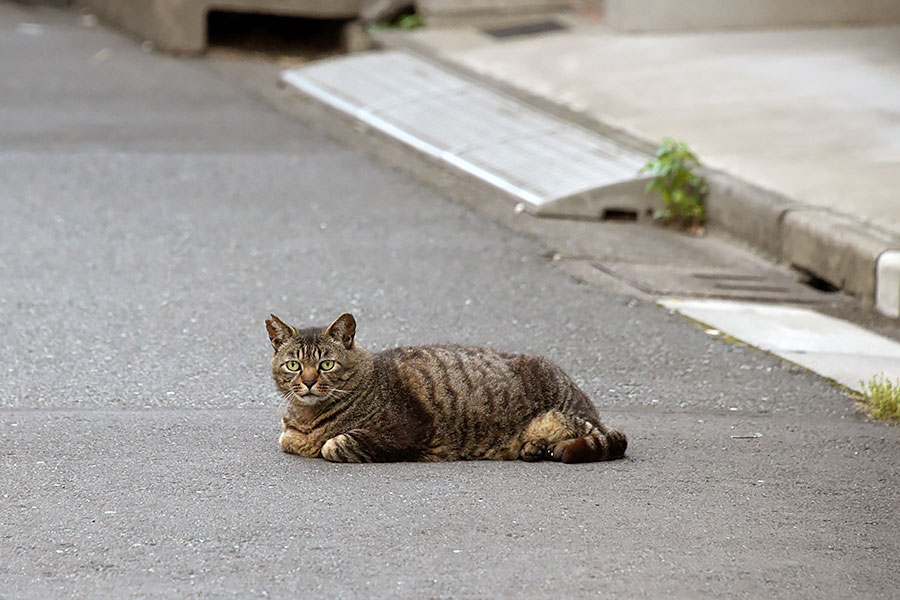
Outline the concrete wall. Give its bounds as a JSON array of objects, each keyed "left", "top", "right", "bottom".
[
  {"left": 605, "top": 0, "right": 900, "bottom": 32},
  {"left": 82, "top": 0, "right": 364, "bottom": 53}
]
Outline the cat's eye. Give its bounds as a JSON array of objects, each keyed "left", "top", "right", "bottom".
[
  {"left": 285, "top": 360, "right": 301, "bottom": 372},
  {"left": 319, "top": 360, "right": 335, "bottom": 371}
]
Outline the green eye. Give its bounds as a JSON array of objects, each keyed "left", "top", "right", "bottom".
[
  {"left": 319, "top": 360, "right": 335, "bottom": 371},
  {"left": 285, "top": 360, "right": 300, "bottom": 372}
]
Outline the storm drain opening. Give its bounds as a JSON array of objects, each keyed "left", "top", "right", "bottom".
[
  {"left": 793, "top": 266, "right": 840, "bottom": 293},
  {"left": 601, "top": 208, "right": 638, "bottom": 222},
  {"left": 207, "top": 11, "right": 348, "bottom": 58}
]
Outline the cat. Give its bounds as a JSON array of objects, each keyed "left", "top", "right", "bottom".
[{"left": 267, "top": 313, "right": 627, "bottom": 464}]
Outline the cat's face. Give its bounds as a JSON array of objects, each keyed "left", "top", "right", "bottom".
[{"left": 266, "top": 313, "right": 360, "bottom": 406}]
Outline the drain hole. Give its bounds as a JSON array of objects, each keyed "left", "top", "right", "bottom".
[
  {"left": 207, "top": 11, "right": 347, "bottom": 57},
  {"left": 601, "top": 208, "right": 638, "bottom": 222},
  {"left": 794, "top": 266, "right": 839, "bottom": 293}
]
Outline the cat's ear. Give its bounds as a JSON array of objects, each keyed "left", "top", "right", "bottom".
[
  {"left": 325, "top": 313, "right": 356, "bottom": 349},
  {"left": 266, "top": 314, "right": 297, "bottom": 351}
]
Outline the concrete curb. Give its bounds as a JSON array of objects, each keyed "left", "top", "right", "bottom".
[
  {"left": 703, "top": 171, "right": 801, "bottom": 261},
  {"left": 877, "top": 251, "right": 900, "bottom": 318},
  {"left": 782, "top": 209, "right": 899, "bottom": 305},
  {"left": 369, "top": 31, "right": 900, "bottom": 318}
]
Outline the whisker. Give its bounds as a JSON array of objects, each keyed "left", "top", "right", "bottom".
[
  {"left": 323, "top": 387, "right": 354, "bottom": 395},
  {"left": 277, "top": 389, "right": 297, "bottom": 412}
]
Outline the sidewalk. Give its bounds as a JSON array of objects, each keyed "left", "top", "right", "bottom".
[{"left": 373, "top": 15, "right": 900, "bottom": 316}]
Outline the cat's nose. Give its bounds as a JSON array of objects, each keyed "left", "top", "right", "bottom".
[{"left": 301, "top": 377, "right": 317, "bottom": 388}]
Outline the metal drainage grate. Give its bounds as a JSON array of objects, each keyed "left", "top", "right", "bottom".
[
  {"left": 281, "top": 50, "right": 655, "bottom": 218},
  {"left": 482, "top": 20, "right": 568, "bottom": 39},
  {"left": 593, "top": 264, "right": 836, "bottom": 303}
]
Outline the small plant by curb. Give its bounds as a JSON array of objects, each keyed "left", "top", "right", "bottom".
[
  {"left": 366, "top": 11, "right": 424, "bottom": 33},
  {"left": 858, "top": 374, "right": 900, "bottom": 424},
  {"left": 640, "top": 137, "right": 708, "bottom": 232}
]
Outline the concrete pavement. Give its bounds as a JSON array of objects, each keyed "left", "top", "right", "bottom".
[
  {"left": 5, "top": 408, "right": 898, "bottom": 598},
  {"left": 2, "top": 3, "right": 899, "bottom": 598},
  {"left": 375, "top": 16, "right": 900, "bottom": 316}
]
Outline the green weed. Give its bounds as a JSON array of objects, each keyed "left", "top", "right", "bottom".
[
  {"left": 858, "top": 374, "right": 900, "bottom": 423},
  {"left": 394, "top": 13, "right": 424, "bottom": 29},
  {"left": 366, "top": 11, "right": 424, "bottom": 32},
  {"left": 640, "top": 137, "right": 708, "bottom": 228}
]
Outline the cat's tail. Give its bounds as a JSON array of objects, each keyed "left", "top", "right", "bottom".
[{"left": 554, "top": 425, "right": 627, "bottom": 464}]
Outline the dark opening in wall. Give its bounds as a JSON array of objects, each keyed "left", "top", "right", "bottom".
[
  {"left": 794, "top": 266, "right": 839, "bottom": 293},
  {"left": 601, "top": 208, "right": 638, "bottom": 221},
  {"left": 207, "top": 11, "right": 346, "bottom": 58}
]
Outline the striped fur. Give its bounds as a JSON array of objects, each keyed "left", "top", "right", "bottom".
[{"left": 268, "top": 313, "right": 627, "bottom": 464}]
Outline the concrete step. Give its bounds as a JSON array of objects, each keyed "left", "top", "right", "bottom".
[{"left": 281, "top": 50, "right": 656, "bottom": 219}]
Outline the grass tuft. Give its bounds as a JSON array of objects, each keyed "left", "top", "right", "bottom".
[{"left": 858, "top": 374, "right": 900, "bottom": 424}]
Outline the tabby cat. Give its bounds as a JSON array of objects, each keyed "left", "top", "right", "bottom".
[{"left": 267, "top": 313, "right": 627, "bottom": 464}]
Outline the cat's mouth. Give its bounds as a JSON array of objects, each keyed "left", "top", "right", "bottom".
[{"left": 291, "top": 388, "right": 322, "bottom": 405}]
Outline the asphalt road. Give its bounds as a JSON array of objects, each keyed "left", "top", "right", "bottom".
[{"left": 1, "top": 4, "right": 898, "bottom": 599}]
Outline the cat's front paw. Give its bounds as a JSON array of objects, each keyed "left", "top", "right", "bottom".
[
  {"left": 279, "top": 426, "right": 301, "bottom": 453},
  {"left": 279, "top": 425, "right": 319, "bottom": 457},
  {"left": 321, "top": 433, "right": 363, "bottom": 463},
  {"left": 519, "top": 439, "right": 548, "bottom": 462}
]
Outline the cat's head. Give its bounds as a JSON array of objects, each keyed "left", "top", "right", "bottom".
[{"left": 266, "top": 313, "right": 364, "bottom": 405}]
